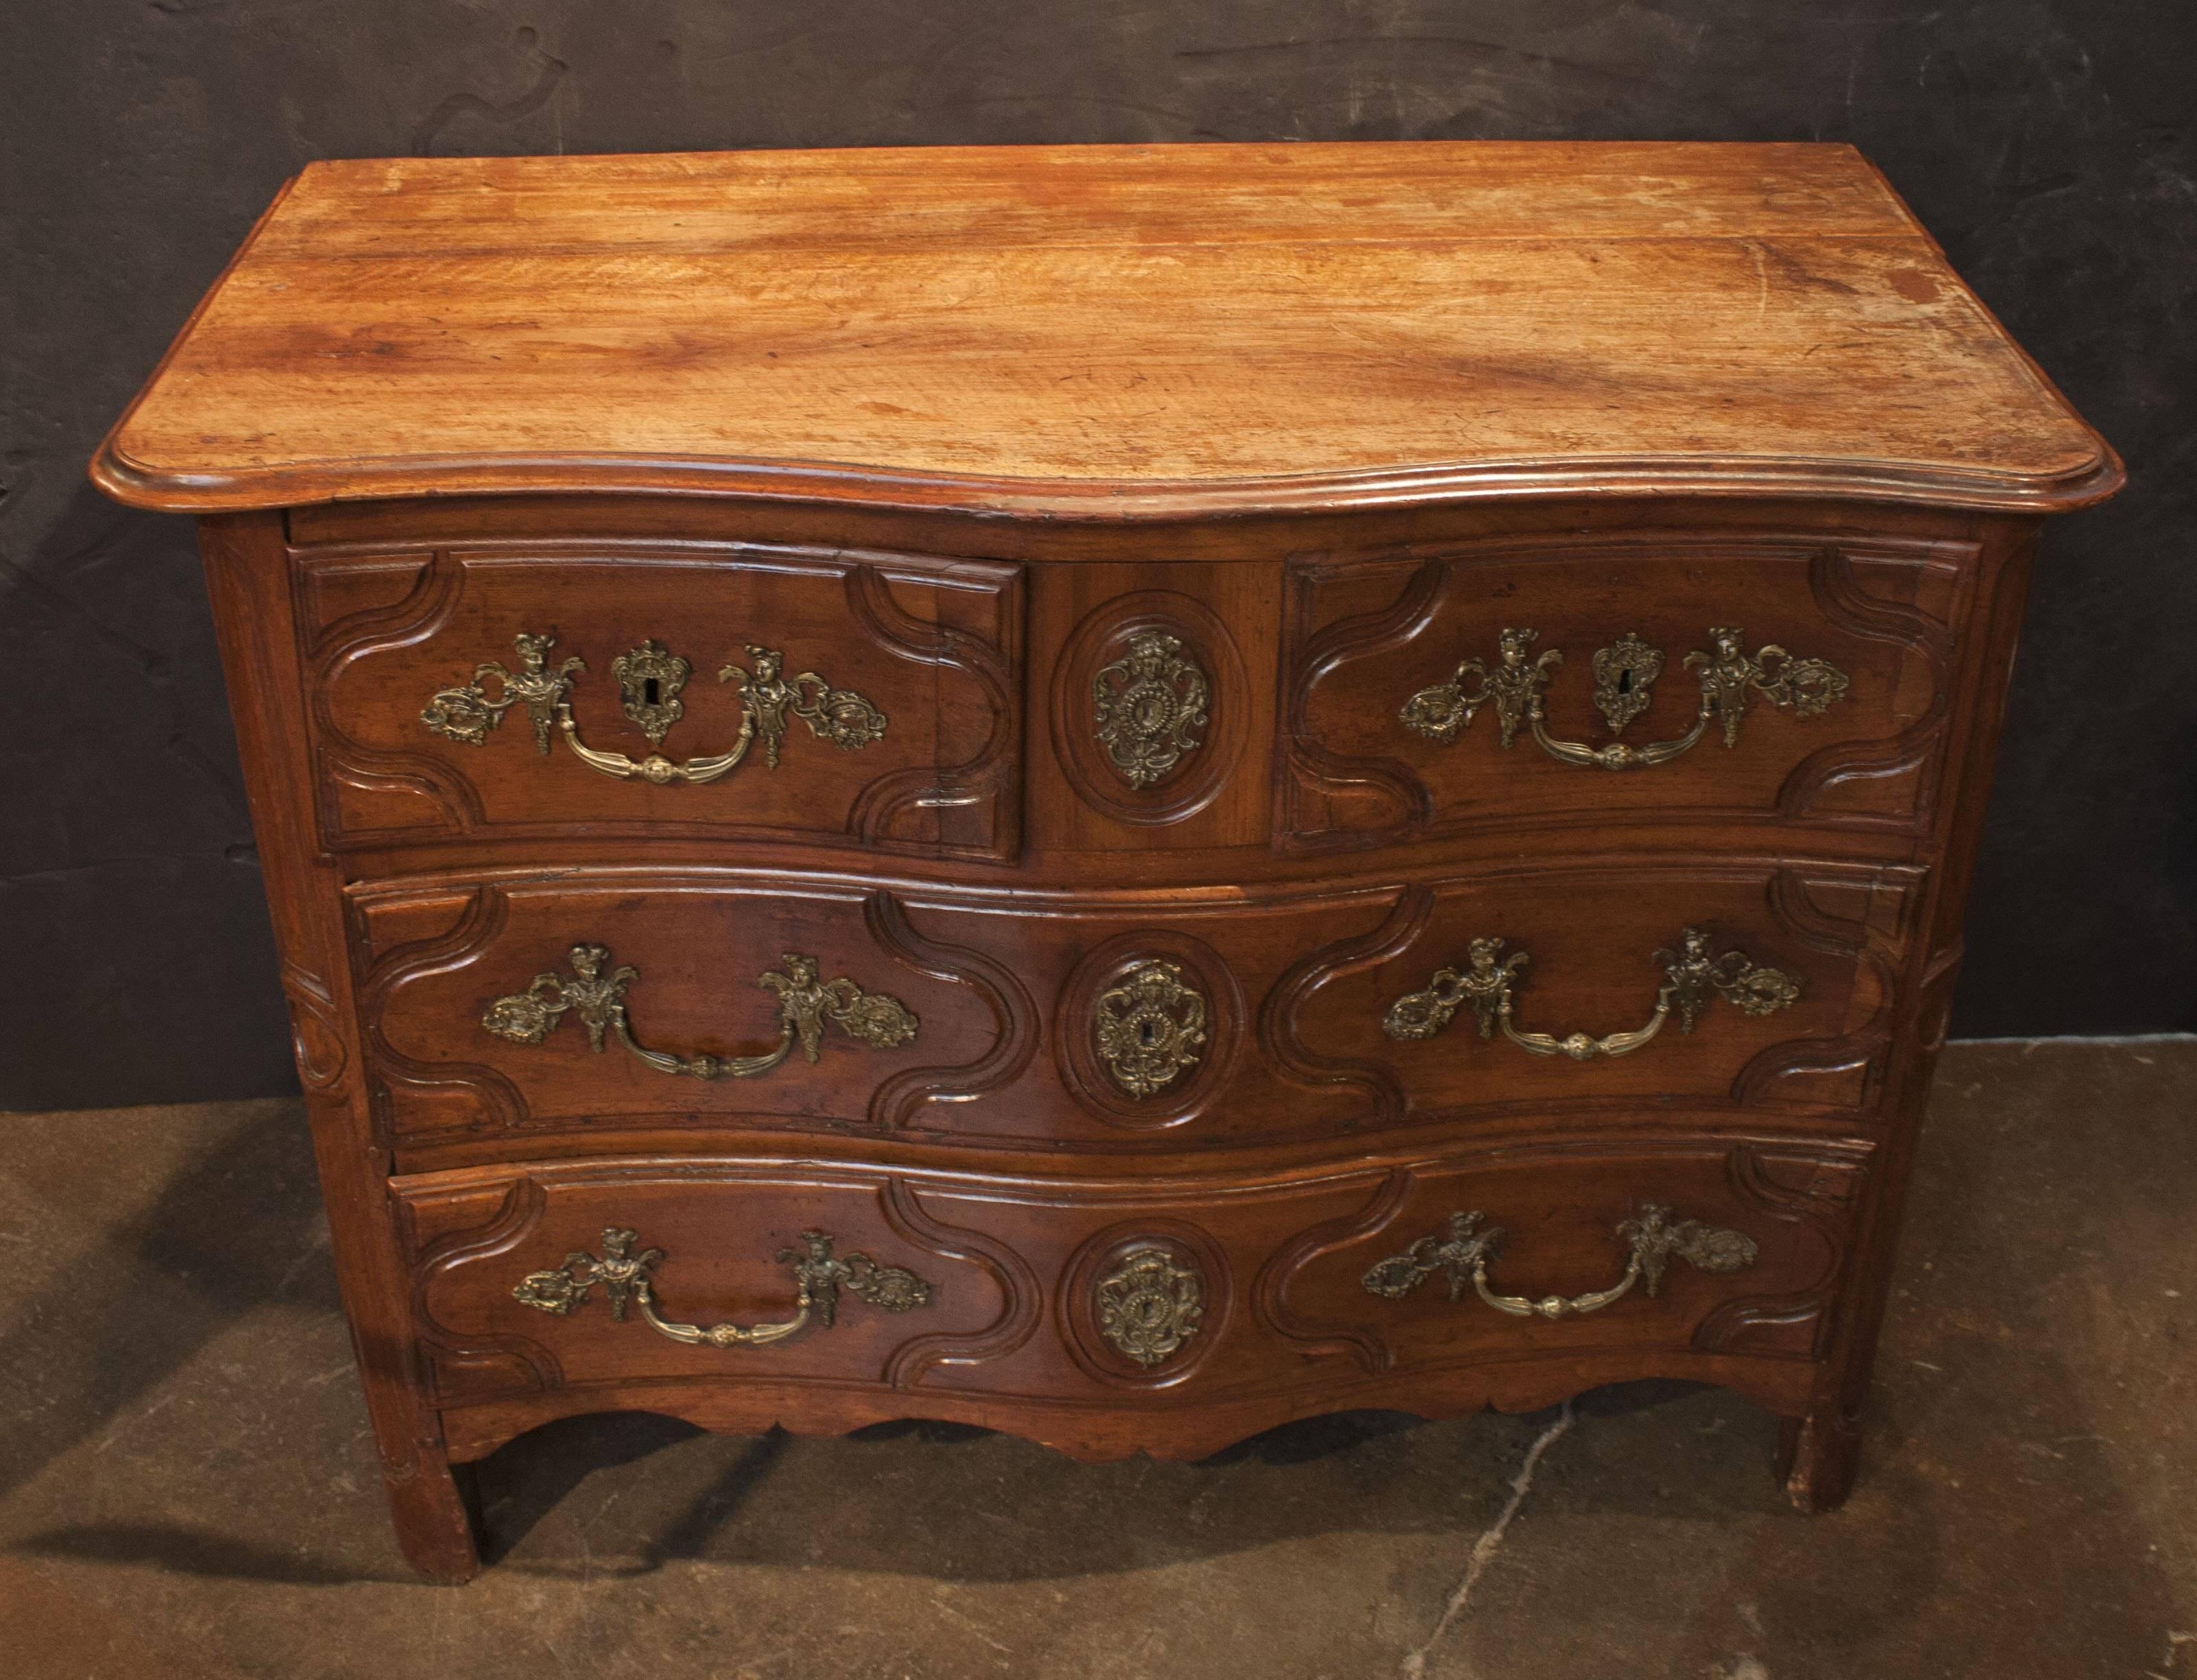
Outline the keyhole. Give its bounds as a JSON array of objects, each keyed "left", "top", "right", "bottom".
[
  {"left": 643, "top": 677, "right": 660, "bottom": 706},
  {"left": 1139, "top": 1021, "right": 1160, "bottom": 1046},
  {"left": 1617, "top": 670, "right": 1633, "bottom": 693}
]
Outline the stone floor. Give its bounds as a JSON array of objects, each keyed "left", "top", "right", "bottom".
[{"left": 0, "top": 1040, "right": 2191, "bottom": 1679}]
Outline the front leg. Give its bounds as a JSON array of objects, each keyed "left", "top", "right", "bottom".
[
  {"left": 383, "top": 1450, "right": 482, "bottom": 1583},
  {"left": 1777, "top": 1400, "right": 1863, "bottom": 1513}
]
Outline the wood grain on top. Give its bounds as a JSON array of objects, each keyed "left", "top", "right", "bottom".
[{"left": 92, "top": 143, "right": 2120, "bottom": 516}]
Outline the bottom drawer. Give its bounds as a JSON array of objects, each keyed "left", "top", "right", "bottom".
[{"left": 397, "top": 1134, "right": 1874, "bottom": 1459}]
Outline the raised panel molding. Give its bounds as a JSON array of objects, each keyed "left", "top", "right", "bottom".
[
  {"left": 1270, "top": 862, "right": 1919, "bottom": 1129},
  {"left": 298, "top": 541, "right": 1024, "bottom": 860},
  {"left": 1276, "top": 532, "right": 1973, "bottom": 851}
]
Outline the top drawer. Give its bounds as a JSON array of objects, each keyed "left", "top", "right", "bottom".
[
  {"left": 295, "top": 540, "right": 1022, "bottom": 861},
  {"left": 1280, "top": 529, "right": 1971, "bottom": 849}
]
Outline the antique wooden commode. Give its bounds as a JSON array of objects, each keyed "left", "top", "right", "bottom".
[{"left": 93, "top": 142, "right": 2120, "bottom": 1579}]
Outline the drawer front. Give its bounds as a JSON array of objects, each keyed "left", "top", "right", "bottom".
[
  {"left": 357, "top": 876, "right": 1001, "bottom": 1149},
  {"left": 357, "top": 874, "right": 1395, "bottom": 1154},
  {"left": 1284, "top": 859, "right": 1921, "bottom": 1127},
  {"left": 1281, "top": 530, "right": 1969, "bottom": 848},
  {"left": 359, "top": 861, "right": 1916, "bottom": 1160},
  {"left": 297, "top": 540, "right": 1021, "bottom": 860},
  {"left": 398, "top": 1136, "right": 1871, "bottom": 1417}
]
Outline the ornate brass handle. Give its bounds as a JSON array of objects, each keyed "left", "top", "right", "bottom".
[
  {"left": 483, "top": 944, "right": 917, "bottom": 1080},
  {"left": 1362, "top": 1204, "right": 1759, "bottom": 1319},
  {"left": 1399, "top": 625, "right": 1849, "bottom": 771},
  {"left": 512, "top": 1225, "right": 934, "bottom": 1348},
  {"left": 422, "top": 632, "right": 886, "bottom": 786},
  {"left": 1382, "top": 926, "right": 1800, "bottom": 1062}
]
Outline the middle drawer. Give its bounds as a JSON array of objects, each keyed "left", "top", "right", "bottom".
[{"left": 356, "top": 862, "right": 1921, "bottom": 1164}]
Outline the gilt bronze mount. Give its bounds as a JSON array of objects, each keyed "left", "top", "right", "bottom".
[
  {"left": 1400, "top": 624, "right": 1851, "bottom": 771},
  {"left": 1382, "top": 927, "right": 1801, "bottom": 1063},
  {"left": 514, "top": 1225, "right": 934, "bottom": 1349},
  {"left": 482, "top": 944, "right": 917, "bottom": 1081},
  {"left": 1092, "top": 631, "right": 1210, "bottom": 788},
  {"left": 1362, "top": 1203, "right": 1760, "bottom": 1320},
  {"left": 422, "top": 631, "right": 886, "bottom": 785}
]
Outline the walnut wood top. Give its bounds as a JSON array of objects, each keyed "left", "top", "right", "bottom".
[{"left": 93, "top": 142, "right": 2120, "bottom": 517}]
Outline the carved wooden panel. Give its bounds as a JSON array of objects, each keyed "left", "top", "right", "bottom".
[
  {"left": 1261, "top": 1138, "right": 1873, "bottom": 1378},
  {"left": 397, "top": 1164, "right": 1020, "bottom": 1406},
  {"left": 398, "top": 1135, "right": 1867, "bottom": 1424},
  {"left": 1024, "top": 561, "right": 1277, "bottom": 852},
  {"left": 361, "top": 876, "right": 1399, "bottom": 1164},
  {"left": 1275, "top": 861, "right": 1921, "bottom": 1128},
  {"left": 354, "top": 877, "right": 1005, "bottom": 1150},
  {"left": 297, "top": 540, "right": 1022, "bottom": 861},
  {"left": 1278, "top": 532, "right": 1970, "bottom": 850}
]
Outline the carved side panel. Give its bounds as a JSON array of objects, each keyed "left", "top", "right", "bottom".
[
  {"left": 1277, "top": 531, "right": 1972, "bottom": 850},
  {"left": 296, "top": 540, "right": 1023, "bottom": 861}
]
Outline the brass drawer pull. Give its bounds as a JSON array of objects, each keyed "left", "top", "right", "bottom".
[
  {"left": 421, "top": 632, "right": 887, "bottom": 786},
  {"left": 513, "top": 1225, "right": 934, "bottom": 1348},
  {"left": 483, "top": 944, "right": 917, "bottom": 1081},
  {"left": 1399, "top": 625, "right": 1849, "bottom": 771},
  {"left": 1362, "top": 1203, "right": 1758, "bottom": 1319},
  {"left": 1382, "top": 927, "right": 1799, "bottom": 1062}
]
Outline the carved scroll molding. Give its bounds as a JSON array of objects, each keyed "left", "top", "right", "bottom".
[
  {"left": 1729, "top": 865, "right": 1922, "bottom": 1112},
  {"left": 280, "top": 961, "right": 350, "bottom": 1095},
  {"left": 307, "top": 551, "right": 486, "bottom": 844},
  {"left": 1256, "top": 1168, "right": 1415, "bottom": 1374},
  {"left": 839, "top": 559, "right": 1024, "bottom": 861},
  {"left": 865, "top": 893, "right": 1041, "bottom": 1131},
  {"left": 878, "top": 1179, "right": 1045, "bottom": 1389},
  {"left": 1257, "top": 887, "right": 1424, "bottom": 1130},
  {"left": 1690, "top": 1142, "right": 1875, "bottom": 1360},
  {"left": 1051, "top": 590, "right": 1249, "bottom": 827},
  {"left": 1274, "top": 553, "right": 1440, "bottom": 845},
  {"left": 400, "top": 1175, "right": 564, "bottom": 1403},
  {"left": 357, "top": 885, "right": 529, "bottom": 1147},
  {"left": 1775, "top": 545, "right": 1962, "bottom": 828}
]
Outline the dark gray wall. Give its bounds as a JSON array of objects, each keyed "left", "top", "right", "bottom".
[{"left": 3, "top": 1, "right": 2192, "bottom": 1112}]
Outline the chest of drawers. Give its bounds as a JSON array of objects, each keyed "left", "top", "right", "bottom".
[{"left": 93, "top": 141, "right": 2120, "bottom": 1581}]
